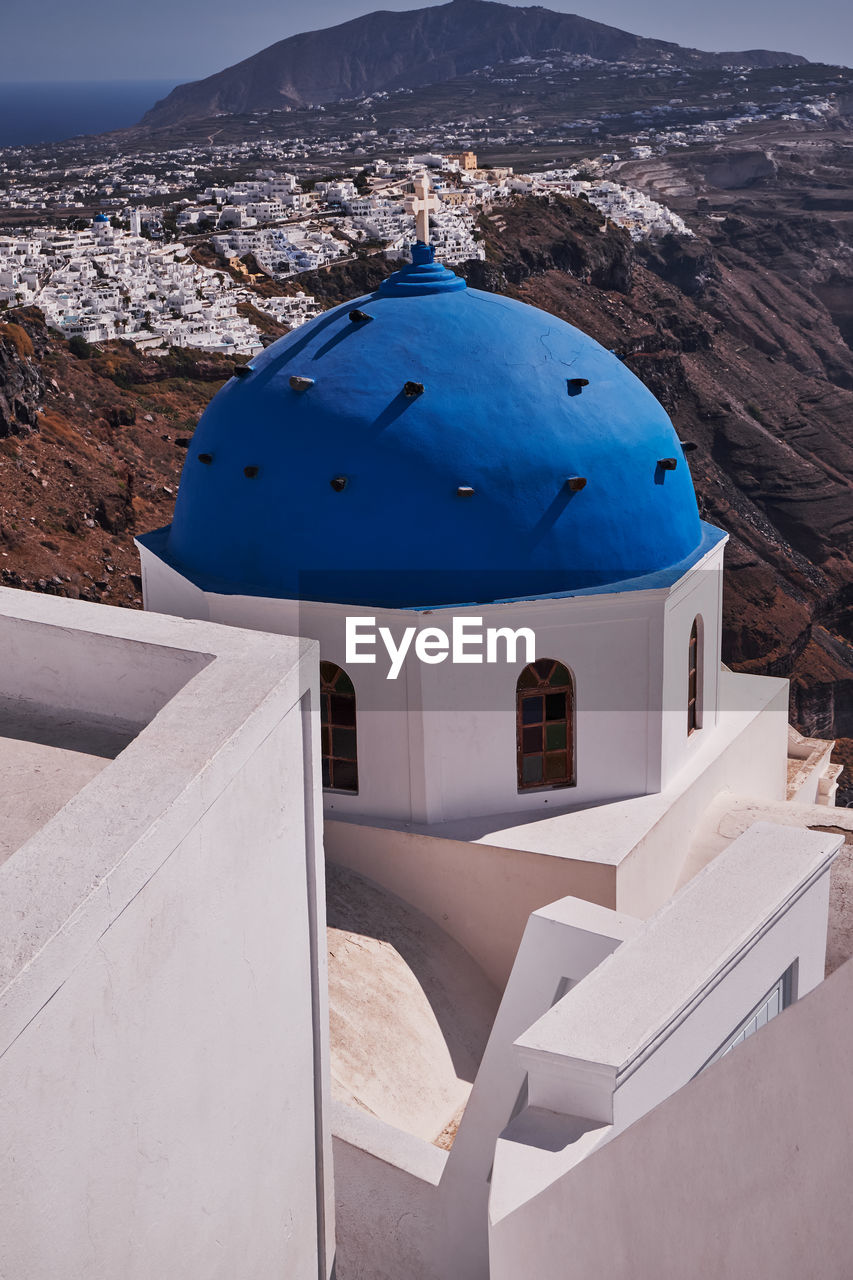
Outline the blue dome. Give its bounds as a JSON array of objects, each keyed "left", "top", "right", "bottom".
[
  {"left": 160, "top": 249, "right": 705, "bottom": 607},
  {"left": 93, "top": 213, "right": 110, "bottom": 223}
]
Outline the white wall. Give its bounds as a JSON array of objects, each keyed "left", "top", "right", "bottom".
[
  {"left": 660, "top": 542, "right": 725, "bottom": 786},
  {"left": 489, "top": 953, "right": 853, "bottom": 1280},
  {"left": 490, "top": 823, "right": 842, "bottom": 1280},
  {"left": 0, "top": 593, "right": 332, "bottom": 1280},
  {"left": 0, "top": 609, "right": 211, "bottom": 728},
  {"left": 516, "top": 822, "right": 839, "bottom": 1126},
  {"left": 332, "top": 1103, "right": 446, "bottom": 1280},
  {"left": 440, "top": 897, "right": 638, "bottom": 1280},
  {"left": 325, "top": 820, "right": 617, "bottom": 990},
  {"left": 613, "top": 871, "right": 829, "bottom": 1130},
  {"left": 329, "top": 902, "right": 636, "bottom": 1280},
  {"left": 139, "top": 538, "right": 727, "bottom": 826},
  {"left": 616, "top": 672, "right": 790, "bottom": 917},
  {"left": 332, "top": 820, "right": 841, "bottom": 1280}
]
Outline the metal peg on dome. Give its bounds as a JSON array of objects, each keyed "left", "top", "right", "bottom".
[
  {"left": 289, "top": 375, "right": 314, "bottom": 392},
  {"left": 349, "top": 309, "right": 373, "bottom": 324},
  {"left": 404, "top": 381, "right": 424, "bottom": 397},
  {"left": 565, "top": 476, "right": 587, "bottom": 492},
  {"left": 567, "top": 378, "right": 590, "bottom": 396},
  {"left": 658, "top": 457, "right": 678, "bottom": 471}
]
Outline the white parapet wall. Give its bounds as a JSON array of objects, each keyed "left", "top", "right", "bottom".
[
  {"left": 332, "top": 1101, "right": 447, "bottom": 1280},
  {"left": 327, "top": 819, "right": 842, "bottom": 1280},
  {"left": 490, "top": 820, "right": 843, "bottom": 1278},
  {"left": 491, "top": 949, "right": 853, "bottom": 1279},
  {"left": 0, "top": 587, "right": 333, "bottom": 1280},
  {"left": 329, "top": 896, "right": 639, "bottom": 1280}
]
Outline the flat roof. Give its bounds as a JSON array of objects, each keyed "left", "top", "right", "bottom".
[
  {"left": 0, "top": 696, "right": 134, "bottom": 867},
  {"left": 0, "top": 586, "right": 316, "bottom": 1043}
]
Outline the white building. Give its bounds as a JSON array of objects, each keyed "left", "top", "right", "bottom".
[
  {"left": 134, "top": 243, "right": 852, "bottom": 1276},
  {"left": 0, "top": 150, "right": 849, "bottom": 1274},
  {"left": 519, "top": 169, "right": 693, "bottom": 240},
  {"left": 5, "top": 216, "right": 263, "bottom": 354},
  {"left": 246, "top": 289, "right": 323, "bottom": 329},
  {"left": 212, "top": 224, "right": 346, "bottom": 276},
  {"left": 0, "top": 587, "right": 333, "bottom": 1279}
]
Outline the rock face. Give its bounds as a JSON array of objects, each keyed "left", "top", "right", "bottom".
[
  {"left": 0, "top": 314, "right": 240, "bottom": 609},
  {"left": 0, "top": 309, "right": 46, "bottom": 438},
  {"left": 140, "top": 0, "right": 806, "bottom": 127}
]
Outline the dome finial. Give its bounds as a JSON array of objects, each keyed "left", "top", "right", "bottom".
[
  {"left": 405, "top": 169, "right": 441, "bottom": 248},
  {"left": 379, "top": 167, "right": 465, "bottom": 294}
]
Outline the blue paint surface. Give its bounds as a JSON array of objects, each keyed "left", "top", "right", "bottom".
[{"left": 162, "top": 251, "right": 707, "bottom": 607}]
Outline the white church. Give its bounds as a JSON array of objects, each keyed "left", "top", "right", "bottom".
[{"left": 1, "top": 191, "right": 852, "bottom": 1279}]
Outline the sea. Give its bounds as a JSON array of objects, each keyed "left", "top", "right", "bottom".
[{"left": 0, "top": 81, "right": 179, "bottom": 147}]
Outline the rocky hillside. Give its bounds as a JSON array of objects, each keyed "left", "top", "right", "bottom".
[
  {"left": 462, "top": 194, "right": 853, "bottom": 791},
  {"left": 141, "top": 0, "right": 805, "bottom": 127},
  {"left": 0, "top": 316, "right": 46, "bottom": 437},
  {"left": 0, "top": 310, "right": 234, "bottom": 608}
]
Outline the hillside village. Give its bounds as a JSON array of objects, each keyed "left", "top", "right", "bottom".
[
  {"left": 0, "top": 150, "right": 695, "bottom": 353},
  {"left": 0, "top": 46, "right": 844, "bottom": 354}
]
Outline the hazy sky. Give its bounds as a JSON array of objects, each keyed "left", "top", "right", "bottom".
[{"left": 0, "top": 0, "right": 849, "bottom": 83}]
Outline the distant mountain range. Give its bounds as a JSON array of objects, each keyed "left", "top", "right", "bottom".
[{"left": 141, "top": 0, "right": 807, "bottom": 128}]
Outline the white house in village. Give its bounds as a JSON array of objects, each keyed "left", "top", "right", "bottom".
[
  {"left": 1, "top": 215, "right": 263, "bottom": 353},
  {"left": 2, "top": 212, "right": 853, "bottom": 1279}
]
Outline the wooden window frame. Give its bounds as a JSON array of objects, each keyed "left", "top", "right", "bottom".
[
  {"left": 320, "top": 661, "right": 359, "bottom": 794},
  {"left": 688, "top": 618, "right": 700, "bottom": 736},
  {"left": 516, "top": 659, "right": 575, "bottom": 792}
]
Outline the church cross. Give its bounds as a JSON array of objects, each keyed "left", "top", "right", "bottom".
[{"left": 406, "top": 171, "right": 441, "bottom": 245}]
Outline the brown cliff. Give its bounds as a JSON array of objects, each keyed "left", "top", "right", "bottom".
[{"left": 0, "top": 312, "right": 234, "bottom": 608}]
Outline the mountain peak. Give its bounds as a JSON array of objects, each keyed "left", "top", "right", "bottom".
[{"left": 141, "top": 0, "right": 807, "bottom": 129}]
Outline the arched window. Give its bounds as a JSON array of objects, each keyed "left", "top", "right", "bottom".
[
  {"left": 688, "top": 617, "right": 701, "bottom": 735},
  {"left": 517, "top": 659, "right": 575, "bottom": 791},
  {"left": 320, "top": 661, "right": 358, "bottom": 792}
]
